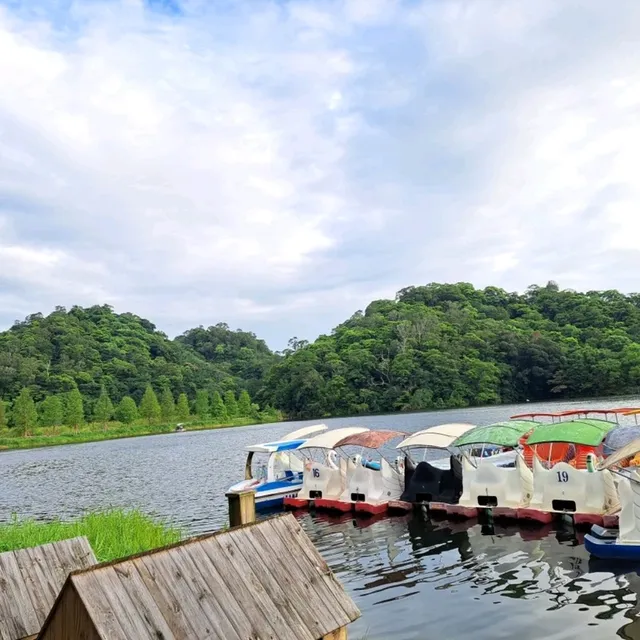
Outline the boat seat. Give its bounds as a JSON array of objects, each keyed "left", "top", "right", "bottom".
[{"left": 401, "top": 460, "right": 461, "bottom": 504}]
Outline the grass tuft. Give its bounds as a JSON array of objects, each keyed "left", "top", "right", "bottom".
[{"left": 0, "top": 509, "right": 182, "bottom": 562}]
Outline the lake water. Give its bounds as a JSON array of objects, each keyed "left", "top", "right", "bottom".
[{"left": 3, "top": 398, "right": 640, "bottom": 639}]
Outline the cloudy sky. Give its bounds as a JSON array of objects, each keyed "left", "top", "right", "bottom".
[{"left": 1, "top": 0, "right": 640, "bottom": 349}]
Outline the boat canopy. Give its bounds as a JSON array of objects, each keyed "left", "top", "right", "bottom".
[
  {"left": 296, "top": 427, "right": 369, "bottom": 450},
  {"left": 599, "top": 437, "right": 640, "bottom": 470},
  {"left": 510, "top": 412, "right": 560, "bottom": 420},
  {"left": 397, "top": 423, "right": 476, "bottom": 450},
  {"left": 280, "top": 424, "right": 329, "bottom": 441},
  {"left": 526, "top": 419, "right": 615, "bottom": 447},
  {"left": 245, "top": 439, "right": 308, "bottom": 454},
  {"left": 604, "top": 426, "right": 640, "bottom": 454},
  {"left": 453, "top": 421, "right": 538, "bottom": 448},
  {"left": 334, "top": 429, "right": 406, "bottom": 450}
]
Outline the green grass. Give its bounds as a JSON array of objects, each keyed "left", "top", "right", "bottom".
[
  {"left": 0, "top": 413, "right": 283, "bottom": 452},
  {"left": 0, "top": 509, "right": 182, "bottom": 562}
]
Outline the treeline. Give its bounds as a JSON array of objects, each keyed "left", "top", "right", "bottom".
[
  {"left": 258, "top": 282, "right": 640, "bottom": 418},
  {"left": 0, "top": 305, "right": 279, "bottom": 434},
  {"left": 1, "top": 385, "right": 265, "bottom": 435},
  {"left": 5, "top": 282, "right": 640, "bottom": 426}
]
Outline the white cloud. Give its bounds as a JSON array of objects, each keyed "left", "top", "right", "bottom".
[{"left": 2, "top": 0, "right": 640, "bottom": 347}]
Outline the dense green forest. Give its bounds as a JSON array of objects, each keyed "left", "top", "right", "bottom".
[
  {"left": 259, "top": 282, "right": 640, "bottom": 417},
  {"left": 3, "top": 282, "right": 640, "bottom": 430}
]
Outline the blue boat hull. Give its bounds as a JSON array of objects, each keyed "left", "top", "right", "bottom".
[
  {"left": 585, "top": 529, "right": 640, "bottom": 560},
  {"left": 254, "top": 478, "right": 303, "bottom": 512}
]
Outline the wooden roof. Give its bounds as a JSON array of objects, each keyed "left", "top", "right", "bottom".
[
  {"left": 0, "top": 536, "right": 97, "bottom": 640},
  {"left": 38, "top": 514, "right": 360, "bottom": 640}
]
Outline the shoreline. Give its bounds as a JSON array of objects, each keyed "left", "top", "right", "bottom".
[{"left": 0, "top": 416, "right": 282, "bottom": 453}]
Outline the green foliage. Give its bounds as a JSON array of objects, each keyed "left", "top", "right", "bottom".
[
  {"left": 223, "top": 390, "right": 238, "bottom": 419},
  {"left": 210, "top": 390, "right": 226, "bottom": 421},
  {"left": 0, "top": 305, "right": 276, "bottom": 417},
  {"left": 237, "top": 389, "right": 253, "bottom": 417},
  {"left": 0, "top": 399, "right": 6, "bottom": 430},
  {"left": 0, "top": 509, "right": 181, "bottom": 563},
  {"left": 12, "top": 387, "right": 37, "bottom": 435},
  {"left": 160, "top": 387, "right": 175, "bottom": 422},
  {"left": 39, "top": 395, "right": 64, "bottom": 428},
  {"left": 64, "top": 388, "right": 84, "bottom": 429},
  {"left": 260, "top": 282, "right": 640, "bottom": 418},
  {"left": 139, "top": 385, "right": 161, "bottom": 425},
  {"left": 93, "top": 386, "right": 114, "bottom": 426},
  {"left": 116, "top": 396, "right": 138, "bottom": 424},
  {"left": 176, "top": 393, "right": 190, "bottom": 421},
  {"left": 195, "top": 389, "right": 209, "bottom": 418}
]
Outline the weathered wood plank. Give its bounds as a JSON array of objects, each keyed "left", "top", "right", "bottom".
[
  {"left": 0, "top": 550, "right": 40, "bottom": 639},
  {"left": 172, "top": 543, "right": 243, "bottom": 640},
  {"left": 278, "top": 516, "right": 360, "bottom": 623},
  {"left": 111, "top": 562, "right": 176, "bottom": 640},
  {"left": 72, "top": 569, "right": 131, "bottom": 640},
  {"left": 249, "top": 520, "right": 341, "bottom": 637},
  {"left": 188, "top": 541, "right": 259, "bottom": 640},
  {"left": 227, "top": 491, "right": 256, "bottom": 527},
  {"left": 199, "top": 536, "right": 286, "bottom": 640},
  {"left": 224, "top": 527, "right": 315, "bottom": 640},
  {"left": 39, "top": 583, "right": 100, "bottom": 640},
  {"left": 134, "top": 553, "right": 202, "bottom": 638}
]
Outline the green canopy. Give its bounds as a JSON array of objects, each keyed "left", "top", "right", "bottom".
[
  {"left": 452, "top": 420, "right": 539, "bottom": 448},
  {"left": 526, "top": 418, "right": 616, "bottom": 447}
]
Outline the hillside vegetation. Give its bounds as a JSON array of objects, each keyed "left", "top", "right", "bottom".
[{"left": 2, "top": 282, "right": 640, "bottom": 431}]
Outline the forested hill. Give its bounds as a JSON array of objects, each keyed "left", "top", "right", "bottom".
[
  {"left": 259, "top": 282, "right": 640, "bottom": 418},
  {"left": 0, "top": 305, "right": 278, "bottom": 420},
  {"left": 3, "top": 282, "right": 640, "bottom": 425}
]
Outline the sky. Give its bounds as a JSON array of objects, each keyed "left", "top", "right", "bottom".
[{"left": 2, "top": 0, "right": 640, "bottom": 350}]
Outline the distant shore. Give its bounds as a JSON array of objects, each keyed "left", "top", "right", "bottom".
[{"left": 0, "top": 414, "right": 283, "bottom": 453}]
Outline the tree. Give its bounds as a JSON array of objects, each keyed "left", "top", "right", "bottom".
[
  {"left": 176, "top": 393, "right": 190, "bottom": 421},
  {"left": 160, "top": 387, "right": 175, "bottom": 422},
  {"left": 64, "top": 388, "right": 85, "bottom": 432},
  {"left": 139, "top": 385, "right": 161, "bottom": 425},
  {"left": 224, "top": 390, "right": 238, "bottom": 419},
  {"left": 93, "top": 386, "right": 114, "bottom": 429},
  {"left": 237, "top": 390, "right": 252, "bottom": 417},
  {"left": 13, "top": 388, "right": 38, "bottom": 436},
  {"left": 39, "top": 395, "right": 64, "bottom": 428},
  {"left": 210, "top": 391, "right": 227, "bottom": 422},
  {"left": 116, "top": 396, "right": 138, "bottom": 424},
  {"left": 195, "top": 389, "right": 209, "bottom": 419},
  {"left": 0, "top": 399, "right": 6, "bottom": 430}
]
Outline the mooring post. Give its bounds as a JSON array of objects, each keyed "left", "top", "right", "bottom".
[
  {"left": 321, "top": 627, "right": 347, "bottom": 640},
  {"left": 226, "top": 490, "right": 256, "bottom": 527}
]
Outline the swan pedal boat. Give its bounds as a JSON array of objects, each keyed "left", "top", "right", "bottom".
[
  {"left": 227, "top": 424, "right": 328, "bottom": 510},
  {"left": 585, "top": 437, "right": 640, "bottom": 560}
]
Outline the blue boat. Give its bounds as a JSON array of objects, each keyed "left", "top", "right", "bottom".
[
  {"left": 227, "top": 424, "right": 328, "bottom": 511},
  {"left": 584, "top": 525, "right": 640, "bottom": 560}
]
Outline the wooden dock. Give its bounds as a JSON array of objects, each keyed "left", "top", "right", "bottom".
[
  {"left": 0, "top": 536, "right": 97, "bottom": 640},
  {"left": 37, "top": 514, "right": 360, "bottom": 639}
]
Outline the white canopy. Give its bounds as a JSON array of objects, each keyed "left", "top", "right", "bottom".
[
  {"left": 296, "top": 427, "right": 369, "bottom": 450},
  {"left": 281, "top": 424, "right": 328, "bottom": 441},
  {"left": 397, "top": 423, "right": 476, "bottom": 450}
]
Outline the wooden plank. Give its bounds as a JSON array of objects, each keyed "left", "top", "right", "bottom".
[
  {"left": 111, "top": 561, "right": 176, "bottom": 640},
  {"left": 278, "top": 516, "right": 360, "bottom": 623},
  {"left": 227, "top": 491, "right": 256, "bottom": 527},
  {"left": 206, "top": 532, "right": 301, "bottom": 640},
  {"left": 93, "top": 566, "right": 164, "bottom": 640},
  {"left": 71, "top": 571, "right": 131, "bottom": 640},
  {"left": 57, "top": 538, "right": 96, "bottom": 572},
  {"left": 171, "top": 544, "right": 243, "bottom": 640},
  {"left": 0, "top": 550, "right": 40, "bottom": 639},
  {"left": 22, "top": 545, "right": 60, "bottom": 604},
  {"left": 134, "top": 553, "right": 202, "bottom": 638},
  {"left": 224, "top": 527, "right": 315, "bottom": 640},
  {"left": 322, "top": 628, "right": 348, "bottom": 640},
  {"left": 0, "top": 554, "right": 24, "bottom": 640},
  {"left": 199, "top": 536, "right": 285, "bottom": 640},
  {"left": 248, "top": 520, "right": 342, "bottom": 637},
  {"left": 149, "top": 547, "right": 224, "bottom": 640},
  {"left": 39, "top": 582, "right": 100, "bottom": 640},
  {"left": 187, "top": 541, "right": 259, "bottom": 640}
]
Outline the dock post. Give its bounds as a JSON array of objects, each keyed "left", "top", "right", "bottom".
[
  {"left": 226, "top": 490, "right": 256, "bottom": 527},
  {"left": 322, "top": 628, "right": 347, "bottom": 640}
]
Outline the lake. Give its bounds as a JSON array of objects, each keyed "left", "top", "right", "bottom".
[{"left": 3, "top": 397, "right": 640, "bottom": 639}]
